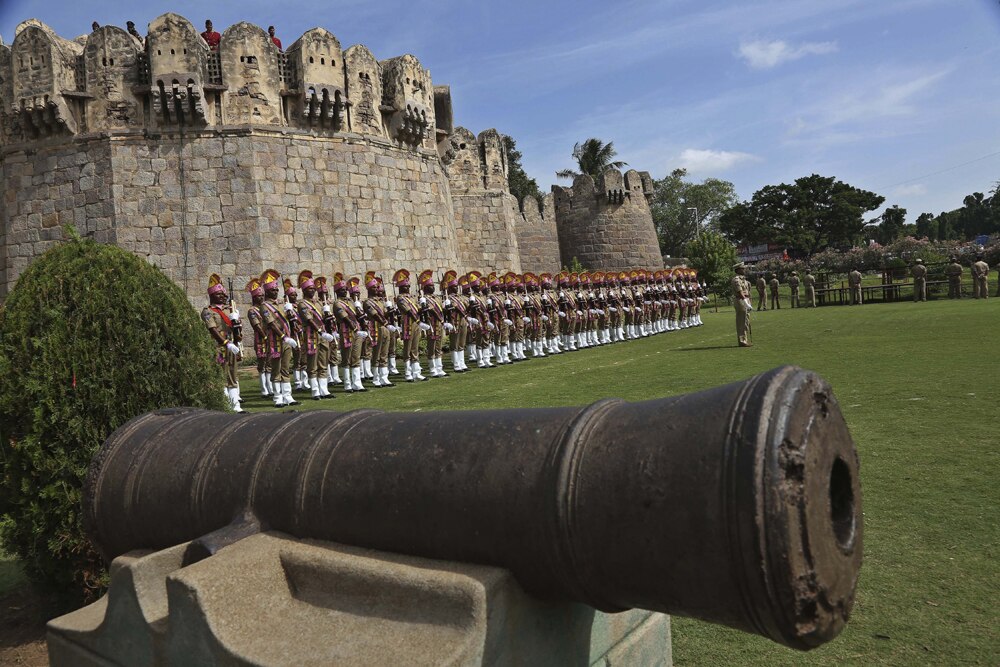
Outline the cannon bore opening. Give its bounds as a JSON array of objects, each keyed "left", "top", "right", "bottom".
[{"left": 829, "top": 456, "right": 855, "bottom": 550}]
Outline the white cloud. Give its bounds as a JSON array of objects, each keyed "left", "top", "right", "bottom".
[
  {"left": 892, "top": 183, "right": 927, "bottom": 197},
  {"left": 738, "top": 38, "right": 838, "bottom": 69},
  {"left": 786, "top": 68, "right": 951, "bottom": 142},
  {"left": 677, "top": 149, "right": 759, "bottom": 173}
]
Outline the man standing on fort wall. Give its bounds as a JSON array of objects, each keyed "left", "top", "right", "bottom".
[{"left": 201, "top": 20, "right": 221, "bottom": 50}]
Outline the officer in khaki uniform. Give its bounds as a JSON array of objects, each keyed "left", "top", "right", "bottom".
[
  {"left": 731, "top": 263, "right": 752, "bottom": 347},
  {"left": 911, "top": 259, "right": 927, "bottom": 302},
  {"left": 756, "top": 274, "right": 767, "bottom": 311},
  {"left": 848, "top": 268, "right": 863, "bottom": 305},
  {"left": 945, "top": 256, "right": 963, "bottom": 298},
  {"left": 203, "top": 274, "right": 243, "bottom": 412},
  {"left": 768, "top": 273, "right": 781, "bottom": 310},
  {"left": 971, "top": 254, "right": 990, "bottom": 299},
  {"left": 803, "top": 269, "right": 817, "bottom": 307},
  {"left": 788, "top": 271, "right": 800, "bottom": 308}
]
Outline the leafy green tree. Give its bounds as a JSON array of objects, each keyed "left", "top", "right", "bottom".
[
  {"left": 0, "top": 233, "right": 227, "bottom": 606},
  {"left": 650, "top": 168, "right": 738, "bottom": 256},
  {"left": 874, "top": 205, "right": 907, "bottom": 244},
  {"left": 502, "top": 135, "right": 542, "bottom": 206},
  {"left": 683, "top": 230, "right": 739, "bottom": 293},
  {"left": 915, "top": 212, "right": 937, "bottom": 239},
  {"left": 718, "top": 174, "right": 884, "bottom": 253},
  {"left": 556, "top": 138, "right": 627, "bottom": 180}
]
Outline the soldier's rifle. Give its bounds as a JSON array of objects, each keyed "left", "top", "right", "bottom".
[{"left": 227, "top": 277, "right": 244, "bottom": 355}]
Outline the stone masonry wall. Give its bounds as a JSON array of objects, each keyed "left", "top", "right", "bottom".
[
  {"left": 515, "top": 193, "right": 561, "bottom": 274},
  {"left": 1, "top": 128, "right": 461, "bottom": 301},
  {"left": 451, "top": 191, "right": 522, "bottom": 272},
  {"left": 1, "top": 140, "right": 116, "bottom": 293}
]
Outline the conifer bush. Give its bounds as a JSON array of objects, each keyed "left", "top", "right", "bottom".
[{"left": 0, "top": 232, "right": 226, "bottom": 605}]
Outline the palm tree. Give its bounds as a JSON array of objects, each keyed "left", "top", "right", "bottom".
[{"left": 556, "top": 138, "right": 628, "bottom": 180}]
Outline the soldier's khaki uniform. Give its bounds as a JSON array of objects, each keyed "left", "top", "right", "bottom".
[
  {"left": 756, "top": 276, "right": 767, "bottom": 311},
  {"left": 911, "top": 262, "right": 927, "bottom": 302},
  {"left": 803, "top": 272, "right": 817, "bottom": 307},
  {"left": 945, "top": 261, "right": 963, "bottom": 299},
  {"left": 788, "top": 273, "right": 800, "bottom": 308},
  {"left": 769, "top": 276, "right": 781, "bottom": 310},
  {"left": 971, "top": 260, "right": 990, "bottom": 299},
  {"left": 848, "top": 270, "right": 863, "bottom": 305},
  {"left": 731, "top": 271, "right": 752, "bottom": 347}
]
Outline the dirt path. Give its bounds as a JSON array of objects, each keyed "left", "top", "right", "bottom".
[{"left": 0, "top": 587, "right": 49, "bottom": 667}]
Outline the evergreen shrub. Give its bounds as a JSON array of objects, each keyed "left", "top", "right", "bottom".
[{"left": 0, "top": 232, "right": 226, "bottom": 605}]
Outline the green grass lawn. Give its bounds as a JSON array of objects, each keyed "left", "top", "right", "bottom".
[
  {"left": 239, "top": 298, "right": 999, "bottom": 665},
  {"left": 5, "top": 298, "right": 995, "bottom": 664}
]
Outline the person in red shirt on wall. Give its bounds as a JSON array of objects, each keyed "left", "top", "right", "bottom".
[
  {"left": 201, "top": 19, "right": 221, "bottom": 51},
  {"left": 268, "top": 25, "right": 282, "bottom": 50}
]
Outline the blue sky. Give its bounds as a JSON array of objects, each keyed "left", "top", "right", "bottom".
[{"left": 2, "top": 0, "right": 998, "bottom": 221}]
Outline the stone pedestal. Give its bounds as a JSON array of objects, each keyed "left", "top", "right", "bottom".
[{"left": 48, "top": 532, "right": 671, "bottom": 666}]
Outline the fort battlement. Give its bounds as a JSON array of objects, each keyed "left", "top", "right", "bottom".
[{"left": 0, "top": 15, "right": 662, "bottom": 302}]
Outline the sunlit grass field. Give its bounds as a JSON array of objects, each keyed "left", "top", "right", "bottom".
[
  {"left": 236, "top": 296, "right": 999, "bottom": 665},
  {"left": 4, "top": 296, "right": 994, "bottom": 664}
]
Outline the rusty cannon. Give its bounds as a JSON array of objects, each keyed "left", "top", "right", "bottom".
[{"left": 84, "top": 365, "right": 861, "bottom": 651}]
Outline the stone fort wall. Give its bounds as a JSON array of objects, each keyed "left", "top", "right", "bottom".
[{"left": 0, "top": 14, "right": 661, "bottom": 302}]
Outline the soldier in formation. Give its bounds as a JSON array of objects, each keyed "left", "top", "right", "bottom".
[
  {"left": 768, "top": 273, "right": 781, "bottom": 310},
  {"left": 945, "top": 256, "right": 963, "bottom": 299},
  {"left": 212, "top": 267, "right": 707, "bottom": 405},
  {"left": 788, "top": 271, "right": 800, "bottom": 308},
  {"left": 848, "top": 268, "right": 863, "bottom": 305},
  {"left": 971, "top": 254, "right": 990, "bottom": 299},
  {"left": 911, "top": 259, "right": 927, "bottom": 302},
  {"left": 803, "top": 269, "right": 817, "bottom": 307},
  {"left": 202, "top": 274, "right": 244, "bottom": 412}
]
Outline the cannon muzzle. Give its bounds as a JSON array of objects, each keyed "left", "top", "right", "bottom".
[{"left": 84, "top": 365, "right": 861, "bottom": 650}]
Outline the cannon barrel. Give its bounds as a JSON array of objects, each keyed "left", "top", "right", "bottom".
[{"left": 84, "top": 365, "right": 862, "bottom": 650}]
